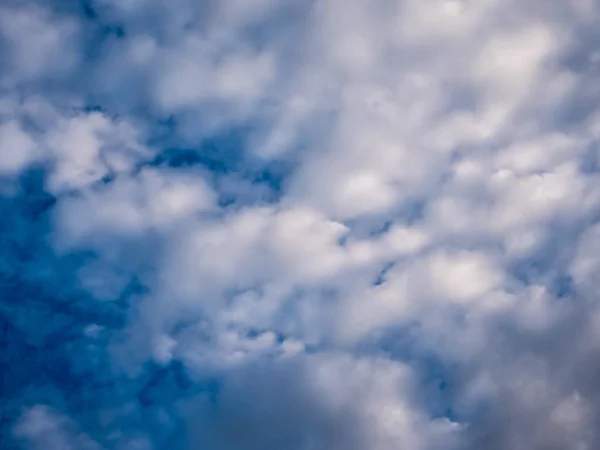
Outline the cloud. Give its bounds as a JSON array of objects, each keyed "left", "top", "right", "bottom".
[
  {"left": 0, "top": 3, "right": 80, "bottom": 86},
  {"left": 13, "top": 406, "right": 101, "bottom": 450},
  {"left": 185, "top": 353, "right": 462, "bottom": 450},
  {"left": 2, "top": 0, "right": 600, "bottom": 449},
  {"left": 0, "top": 120, "right": 38, "bottom": 176}
]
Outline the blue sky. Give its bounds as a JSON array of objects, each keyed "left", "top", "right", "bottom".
[{"left": 2, "top": 0, "right": 600, "bottom": 449}]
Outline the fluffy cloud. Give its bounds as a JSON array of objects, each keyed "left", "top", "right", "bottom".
[
  {"left": 0, "top": 3, "right": 80, "bottom": 86},
  {"left": 0, "top": 120, "right": 38, "bottom": 176},
  {"left": 2, "top": 0, "right": 600, "bottom": 449}
]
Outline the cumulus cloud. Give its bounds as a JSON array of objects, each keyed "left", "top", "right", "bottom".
[
  {"left": 2, "top": 0, "right": 600, "bottom": 449},
  {"left": 0, "top": 3, "right": 80, "bottom": 86},
  {"left": 0, "top": 120, "right": 38, "bottom": 176}
]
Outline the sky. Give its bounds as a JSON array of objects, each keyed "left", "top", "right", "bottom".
[{"left": 1, "top": 0, "right": 600, "bottom": 449}]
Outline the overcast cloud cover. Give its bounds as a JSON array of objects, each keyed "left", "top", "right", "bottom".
[{"left": 2, "top": 0, "right": 600, "bottom": 448}]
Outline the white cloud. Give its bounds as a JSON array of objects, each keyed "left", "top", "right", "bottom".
[
  {"left": 47, "top": 112, "right": 149, "bottom": 193},
  {"left": 3, "top": 0, "right": 600, "bottom": 448},
  {"left": 54, "top": 165, "right": 216, "bottom": 253},
  {"left": 0, "top": 120, "right": 38, "bottom": 175},
  {"left": 14, "top": 406, "right": 101, "bottom": 450},
  {"left": 0, "top": 4, "right": 80, "bottom": 86}
]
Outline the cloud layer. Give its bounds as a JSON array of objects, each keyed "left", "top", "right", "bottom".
[{"left": 2, "top": 0, "right": 600, "bottom": 449}]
